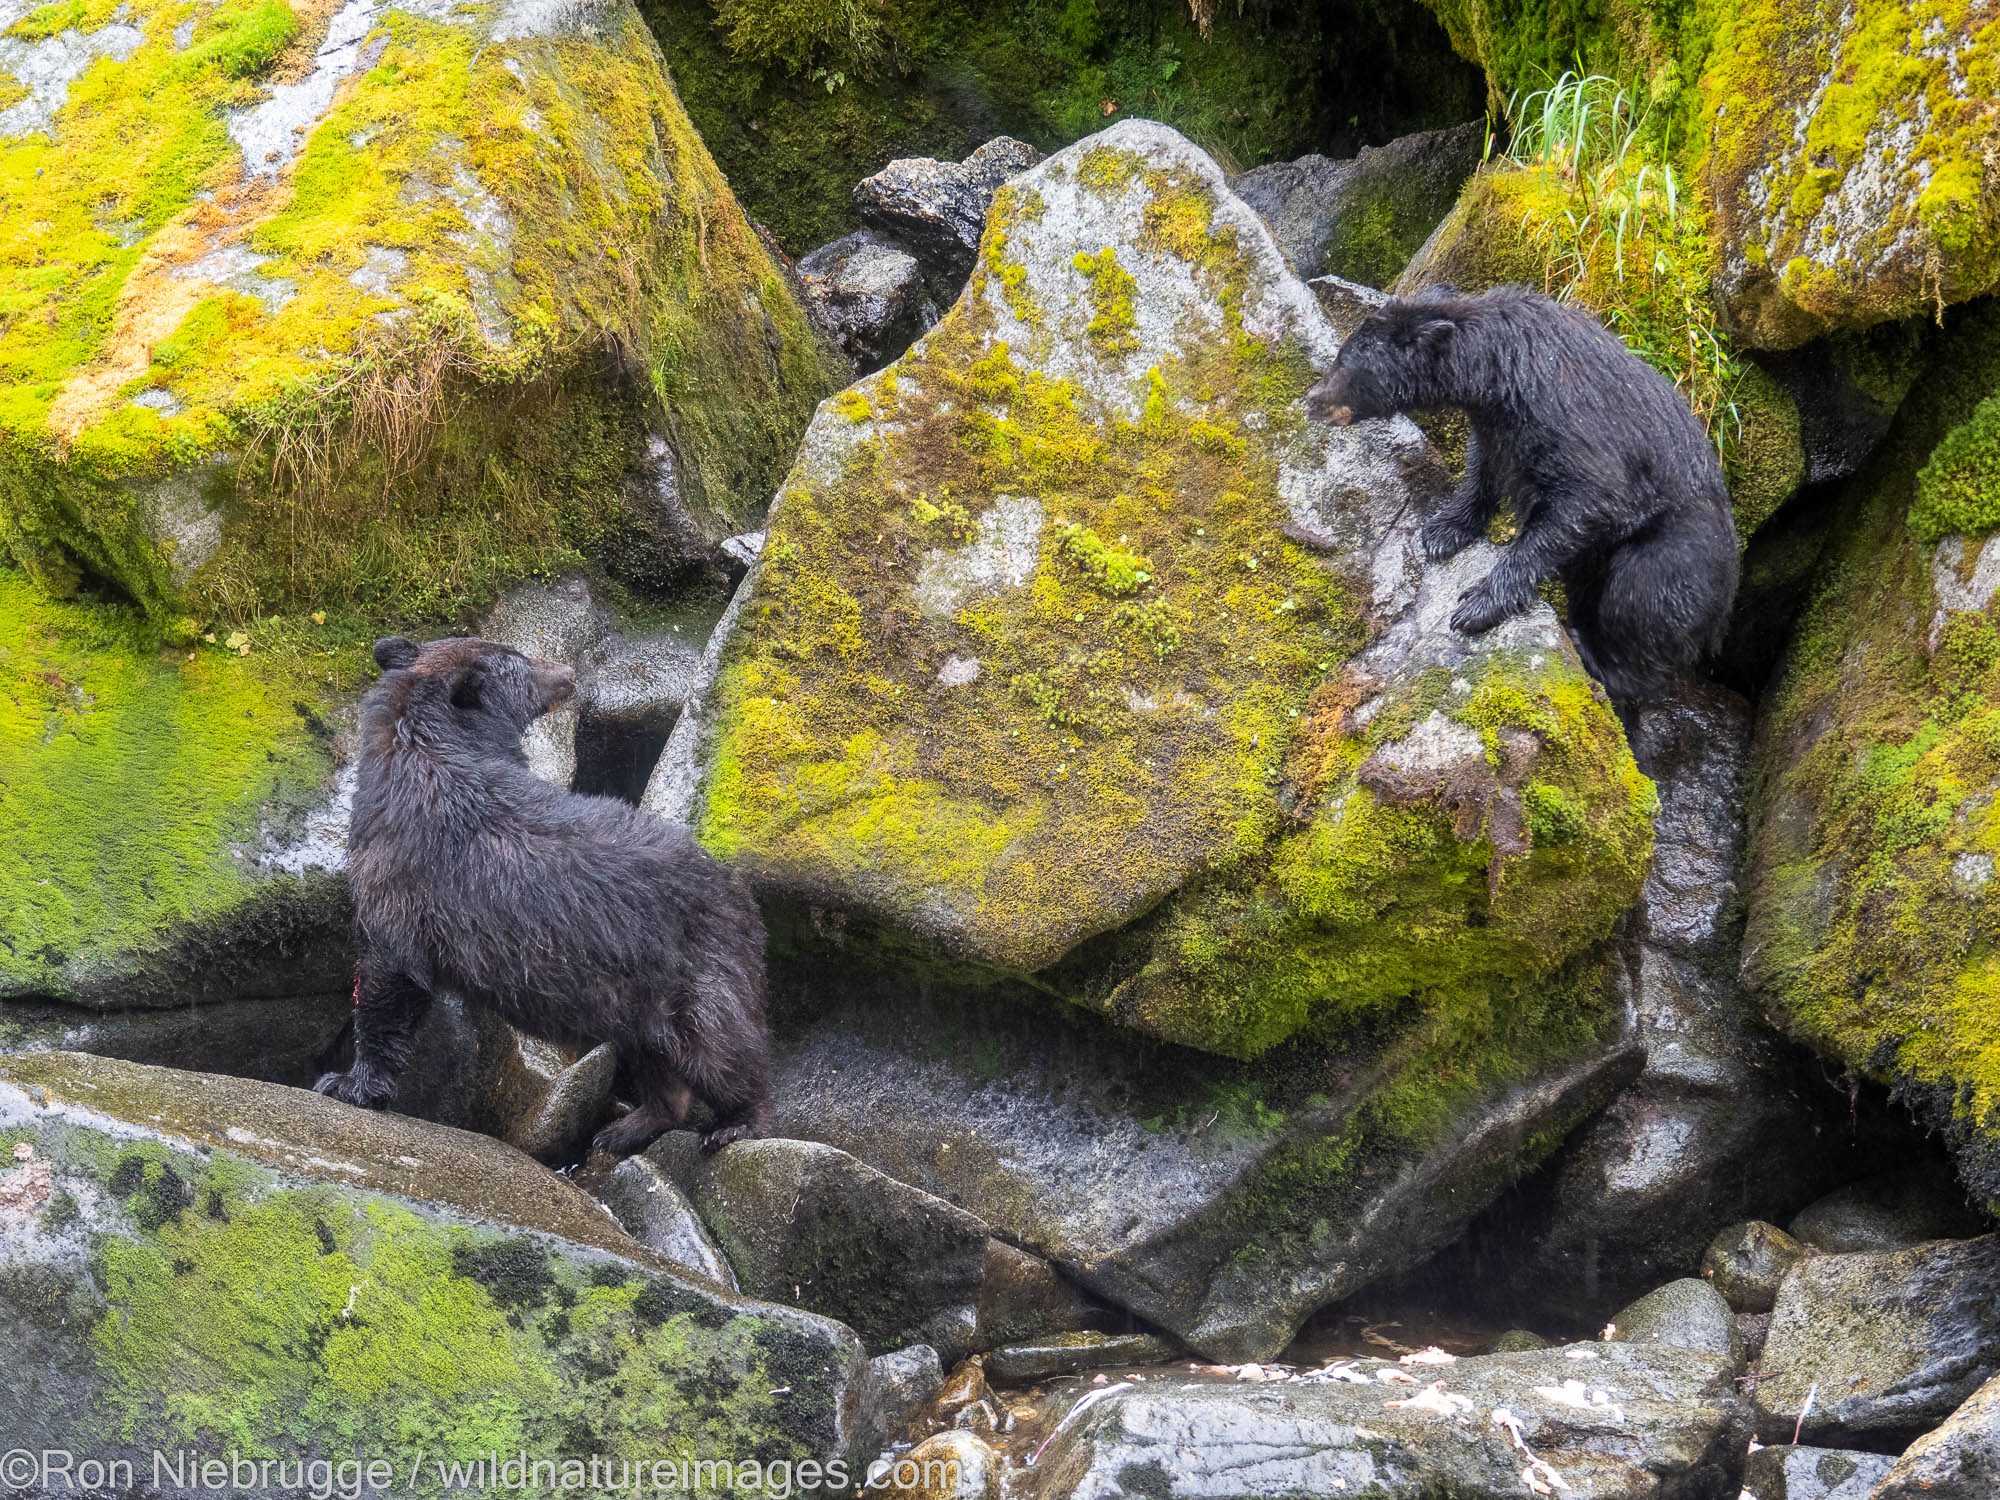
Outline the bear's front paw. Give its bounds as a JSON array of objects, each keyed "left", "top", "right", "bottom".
[
  {"left": 1450, "top": 581, "right": 1517, "bottom": 635},
  {"left": 314, "top": 1069, "right": 390, "bottom": 1109},
  {"left": 1421, "top": 512, "right": 1483, "bottom": 563}
]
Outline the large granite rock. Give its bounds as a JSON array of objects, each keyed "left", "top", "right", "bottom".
[
  {"left": 1740, "top": 301, "right": 2000, "bottom": 1210},
  {"left": 1030, "top": 1342, "right": 1750, "bottom": 1499},
  {"left": 1230, "top": 120, "right": 1482, "bottom": 286},
  {"left": 1702, "top": 1220, "right": 1807, "bottom": 1313},
  {"left": 1750, "top": 1235, "right": 2000, "bottom": 1444},
  {"left": 1699, "top": 0, "right": 2000, "bottom": 347},
  {"left": 1873, "top": 1366, "right": 2000, "bottom": 1499},
  {"left": 1610, "top": 1278, "right": 1744, "bottom": 1366},
  {"left": 1788, "top": 1165, "right": 1985, "bottom": 1254},
  {"left": 682, "top": 119, "right": 1655, "bottom": 1362},
  {"left": 0, "top": 0, "right": 831, "bottom": 624},
  {"left": 0, "top": 1052, "right": 867, "bottom": 1481}
]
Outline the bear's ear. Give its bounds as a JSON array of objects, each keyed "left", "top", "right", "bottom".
[
  {"left": 373, "top": 637, "right": 420, "bottom": 671},
  {"left": 1413, "top": 316, "right": 1456, "bottom": 351},
  {"left": 448, "top": 662, "right": 487, "bottom": 710}
]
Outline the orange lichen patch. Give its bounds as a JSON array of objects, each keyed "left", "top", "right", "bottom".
[
  {"left": 269, "top": 0, "right": 348, "bottom": 85},
  {"left": 47, "top": 171, "right": 282, "bottom": 442}
]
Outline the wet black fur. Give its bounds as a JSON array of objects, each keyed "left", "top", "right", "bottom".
[
  {"left": 313, "top": 635, "right": 770, "bottom": 1156},
  {"left": 1306, "top": 283, "right": 1739, "bottom": 704}
]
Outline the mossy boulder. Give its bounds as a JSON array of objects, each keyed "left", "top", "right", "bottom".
[
  {"left": 0, "top": 570, "right": 362, "bottom": 1066},
  {"left": 0, "top": 0, "right": 834, "bottom": 626},
  {"left": 1740, "top": 300, "right": 2000, "bottom": 1210},
  {"left": 697, "top": 121, "right": 1655, "bottom": 1062},
  {"left": 0, "top": 1050, "right": 868, "bottom": 1487},
  {"left": 1698, "top": 0, "right": 2000, "bottom": 349}
]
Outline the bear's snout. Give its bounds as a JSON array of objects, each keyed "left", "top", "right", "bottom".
[
  {"left": 1303, "top": 372, "right": 1355, "bottom": 426},
  {"left": 534, "top": 660, "right": 577, "bottom": 714}
]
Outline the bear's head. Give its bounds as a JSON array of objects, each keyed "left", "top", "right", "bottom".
[
  {"left": 1305, "top": 284, "right": 1460, "bottom": 427},
  {"left": 370, "top": 635, "right": 576, "bottom": 738}
]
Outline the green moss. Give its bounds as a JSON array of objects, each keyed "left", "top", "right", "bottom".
[
  {"left": 1697, "top": 0, "right": 2000, "bottom": 337},
  {"left": 1743, "top": 302, "right": 2000, "bottom": 1205},
  {"left": 0, "top": 569, "right": 366, "bottom": 995},
  {"left": 1912, "top": 390, "right": 2000, "bottom": 544},
  {"left": 646, "top": 0, "right": 1481, "bottom": 255},
  {"left": 1072, "top": 247, "right": 1138, "bottom": 356},
  {"left": 0, "top": 0, "right": 835, "bottom": 627},
  {"left": 15, "top": 1132, "right": 827, "bottom": 1480}
]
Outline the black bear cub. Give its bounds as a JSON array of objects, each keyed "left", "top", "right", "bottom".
[
  {"left": 315, "top": 635, "right": 770, "bottom": 1156},
  {"left": 1306, "top": 283, "right": 1738, "bottom": 704}
]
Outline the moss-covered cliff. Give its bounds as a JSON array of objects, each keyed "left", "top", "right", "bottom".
[{"left": 1742, "top": 300, "right": 2000, "bottom": 1209}]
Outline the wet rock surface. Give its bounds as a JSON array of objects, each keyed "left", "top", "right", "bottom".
[
  {"left": 649, "top": 1135, "right": 995, "bottom": 1362},
  {"left": 1610, "top": 1278, "right": 1743, "bottom": 1367},
  {"left": 853, "top": 137, "right": 1043, "bottom": 288},
  {"left": 1741, "top": 1445, "right": 1897, "bottom": 1500},
  {"left": 1702, "top": 1220, "right": 1807, "bottom": 1314},
  {"left": 1872, "top": 1366, "right": 2000, "bottom": 1499},
  {"left": 1787, "top": 1166, "right": 1986, "bottom": 1254},
  {"left": 1029, "top": 1342, "right": 1749, "bottom": 1499},
  {"left": 798, "top": 230, "right": 937, "bottom": 373},
  {"left": 596, "top": 1152, "right": 739, "bottom": 1288},
  {"left": 1751, "top": 1235, "right": 2000, "bottom": 1444},
  {"left": 1230, "top": 121, "right": 1482, "bottom": 286},
  {"left": 1467, "top": 680, "right": 1863, "bottom": 1316},
  {"left": 985, "top": 1332, "right": 1181, "bottom": 1383}
]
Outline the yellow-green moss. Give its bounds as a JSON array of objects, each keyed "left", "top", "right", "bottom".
[
  {"left": 11, "top": 1119, "right": 836, "bottom": 1482},
  {"left": 0, "top": 0, "right": 835, "bottom": 625},
  {"left": 0, "top": 568, "right": 366, "bottom": 995},
  {"left": 703, "top": 143, "right": 1651, "bottom": 1057},
  {"left": 1912, "top": 389, "right": 2000, "bottom": 544},
  {"left": 1698, "top": 0, "right": 2000, "bottom": 339},
  {"left": 1743, "top": 302, "right": 2000, "bottom": 1207}
]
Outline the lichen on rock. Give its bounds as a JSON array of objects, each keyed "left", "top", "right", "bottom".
[
  {"left": 696, "top": 120, "right": 1654, "bottom": 1063},
  {"left": 0, "top": 0, "right": 836, "bottom": 624}
]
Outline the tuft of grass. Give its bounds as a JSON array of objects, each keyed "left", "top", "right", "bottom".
[{"left": 1497, "top": 71, "right": 1744, "bottom": 458}]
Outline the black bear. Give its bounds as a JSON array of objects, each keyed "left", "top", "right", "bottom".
[
  {"left": 314, "top": 635, "right": 770, "bottom": 1156},
  {"left": 1305, "top": 283, "right": 1738, "bottom": 704}
]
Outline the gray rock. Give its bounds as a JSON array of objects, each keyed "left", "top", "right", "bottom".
[
  {"left": 1491, "top": 1329, "right": 1551, "bottom": 1352},
  {"left": 855, "top": 1343, "right": 947, "bottom": 1461},
  {"left": 502, "top": 1038, "right": 616, "bottom": 1164},
  {"left": 1872, "top": 1367, "right": 2000, "bottom": 1498},
  {"left": 1789, "top": 1166, "right": 1985, "bottom": 1254},
  {"left": 797, "top": 229, "right": 937, "bottom": 372},
  {"left": 1484, "top": 681, "right": 1864, "bottom": 1316},
  {"left": 1230, "top": 121, "right": 1482, "bottom": 285},
  {"left": 1740, "top": 1445, "right": 1896, "bottom": 1500},
  {"left": 479, "top": 574, "right": 614, "bottom": 788},
  {"left": 1610, "top": 1277, "right": 1744, "bottom": 1366},
  {"left": 0, "top": 1051, "right": 866, "bottom": 1475},
  {"left": 606, "top": 431, "right": 718, "bottom": 587},
  {"left": 1751, "top": 1235, "right": 2000, "bottom": 1444},
  {"left": 650, "top": 1135, "right": 990, "bottom": 1361},
  {"left": 596, "top": 1152, "right": 738, "bottom": 1288},
  {"left": 639, "top": 560, "right": 758, "bottom": 824},
  {"left": 1032, "top": 1342, "right": 1749, "bottom": 1499},
  {"left": 581, "top": 627, "right": 703, "bottom": 735},
  {"left": 753, "top": 965, "right": 1639, "bottom": 1364},
  {"left": 719, "top": 529, "right": 765, "bottom": 572},
  {"left": 1306, "top": 272, "right": 1387, "bottom": 338},
  {"left": 1739, "top": 1311, "right": 1774, "bottom": 1361},
  {"left": 1703, "top": 1220, "right": 1807, "bottom": 1313},
  {"left": 976, "top": 1238, "right": 1117, "bottom": 1347},
  {"left": 985, "top": 1332, "right": 1180, "bottom": 1383},
  {"left": 854, "top": 136, "right": 1043, "bottom": 287}
]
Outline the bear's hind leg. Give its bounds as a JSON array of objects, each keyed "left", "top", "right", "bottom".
[{"left": 592, "top": 1064, "right": 692, "bottom": 1158}]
